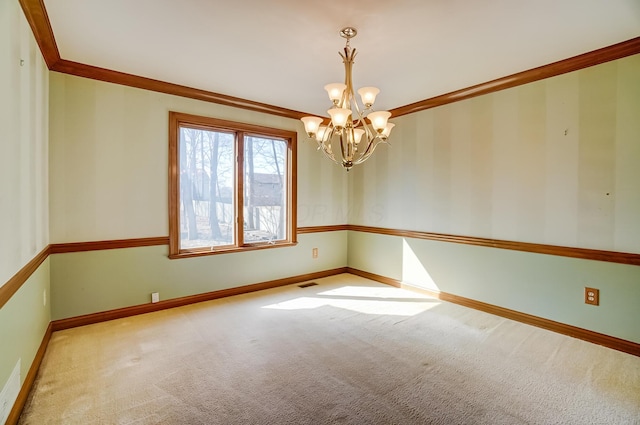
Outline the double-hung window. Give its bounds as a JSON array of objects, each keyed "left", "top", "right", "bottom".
[{"left": 169, "top": 112, "right": 297, "bottom": 258}]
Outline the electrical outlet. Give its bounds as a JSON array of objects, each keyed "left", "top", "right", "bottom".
[
  {"left": 312, "top": 248, "right": 318, "bottom": 259},
  {"left": 585, "top": 287, "right": 599, "bottom": 306},
  {"left": 151, "top": 292, "right": 160, "bottom": 303}
]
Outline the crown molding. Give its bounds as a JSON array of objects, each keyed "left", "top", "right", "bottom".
[
  {"left": 389, "top": 37, "right": 640, "bottom": 117},
  {"left": 18, "top": 0, "right": 59, "bottom": 68},
  {"left": 17, "top": 0, "right": 312, "bottom": 120},
  {"left": 18, "top": 1, "right": 640, "bottom": 120},
  {"left": 50, "top": 59, "right": 312, "bottom": 120}
]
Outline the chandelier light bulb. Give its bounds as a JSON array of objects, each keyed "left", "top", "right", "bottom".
[
  {"left": 381, "top": 122, "right": 395, "bottom": 139},
  {"left": 328, "top": 108, "right": 351, "bottom": 129},
  {"left": 301, "top": 116, "right": 323, "bottom": 137},
  {"left": 353, "top": 128, "right": 365, "bottom": 144},
  {"left": 367, "top": 111, "right": 391, "bottom": 132},
  {"left": 357, "top": 87, "right": 380, "bottom": 108},
  {"left": 316, "top": 126, "right": 328, "bottom": 142},
  {"left": 324, "top": 83, "right": 347, "bottom": 105}
]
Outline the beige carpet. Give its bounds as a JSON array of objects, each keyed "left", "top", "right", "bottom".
[{"left": 19, "top": 274, "right": 640, "bottom": 424}]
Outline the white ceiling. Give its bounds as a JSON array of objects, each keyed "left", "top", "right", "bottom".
[{"left": 43, "top": 0, "right": 640, "bottom": 117}]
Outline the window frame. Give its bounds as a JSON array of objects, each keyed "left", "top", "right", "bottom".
[{"left": 169, "top": 111, "right": 297, "bottom": 259}]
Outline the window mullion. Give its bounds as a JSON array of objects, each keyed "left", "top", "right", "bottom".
[{"left": 236, "top": 131, "right": 245, "bottom": 247}]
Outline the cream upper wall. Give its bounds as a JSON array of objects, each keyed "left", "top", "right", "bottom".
[
  {"left": 349, "top": 55, "right": 640, "bottom": 254},
  {"left": 49, "top": 73, "right": 347, "bottom": 243},
  {"left": 0, "top": 0, "right": 49, "bottom": 285}
]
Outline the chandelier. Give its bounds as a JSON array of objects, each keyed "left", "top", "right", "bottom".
[{"left": 301, "top": 27, "right": 394, "bottom": 171}]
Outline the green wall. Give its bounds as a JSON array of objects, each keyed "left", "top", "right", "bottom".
[
  {"left": 347, "top": 231, "right": 640, "bottom": 343},
  {"left": 50, "top": 232, "right": 347, "bottom": 320},
  {"left": 0, "top": 260, "right": 51, "bottom": 398}
]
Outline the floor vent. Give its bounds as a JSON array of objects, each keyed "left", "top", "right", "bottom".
[{"left": 298, "top": 282, "right": 318, "bottom": 288}]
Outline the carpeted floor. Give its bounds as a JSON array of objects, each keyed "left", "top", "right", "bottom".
[{"left": 19, "top": 274, "right": 640, "bottom": 424}]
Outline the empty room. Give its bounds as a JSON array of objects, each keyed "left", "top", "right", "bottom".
[{"left": 1, "top": 0, "right": 639, "bottom": 423}]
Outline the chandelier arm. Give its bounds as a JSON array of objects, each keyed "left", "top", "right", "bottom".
[
  {"left": 320, "top": 126, "right": 339, "bottom": 164},
  {"left": 346, "top": 129, "right": 355, "bottom": 162},
  {"left": 357, "top": 136, "right": 382, "bottom": 160},
  {"left": 361, "top": 120, "right": 376, "bottom": 137},
  {"left": 351, "top": 102, "right": 366, "bottom": 128},
  {"left": 321, "top": 124, "right": 336, "bottom": 146},
  {"left": 353, "top": 140, "right": 385, "bottom": 165},
  {"left": 342, "top": 47, "right": 356, "bottom": 109},
  {"left": 341, "top": 130, "right": 356, "bottom": 167},
  {"left": 338, "top": 50, "right": 350, "bottom": 110},
  {"left": 353, "top": 149, "right": 367, "bottom": 164},
  {"left": 338, "top": 130, "right": 347, "bottom": 163},
  {"left": 316, "top": 139, "right": 339, "bottom": 166}
]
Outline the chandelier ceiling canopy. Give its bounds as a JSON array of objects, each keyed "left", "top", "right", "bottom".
[{"left": 301, "top": 27, "right": 394, "bottom": 171}]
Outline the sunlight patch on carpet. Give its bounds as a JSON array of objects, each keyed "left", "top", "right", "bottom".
[
  {"left": 318, "top": 285, "right": 432, "bottom": 299},
  {"left": 262, "top": 285, "right": 439, "bottom": 316}
]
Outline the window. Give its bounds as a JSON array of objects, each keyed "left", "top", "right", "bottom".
[{"left": 169, "top": 112, "right": 297, "bottom": 258}]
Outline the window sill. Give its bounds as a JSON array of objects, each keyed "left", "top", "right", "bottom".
[{"left": 168, "top": 241, "right": 298, "bottom": 259}]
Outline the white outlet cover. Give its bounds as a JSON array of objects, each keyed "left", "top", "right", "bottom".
[
  {"left": 151, "top": 292, "right": 160, "bottom": 303},
  {"left": 0, "top": 358, "right": 20, "bottom": 424}
]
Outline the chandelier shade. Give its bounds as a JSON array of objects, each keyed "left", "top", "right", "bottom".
[{"left": 301, "top": 27, "right": 394, "bottom": 170}]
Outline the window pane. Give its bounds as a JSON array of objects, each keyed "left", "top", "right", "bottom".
[
  {"left": 243, "top": 135, "right": 287, "bottom": 243},
  {"left": 179, "top": 127, "right": 235, "bottom": 249}
]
